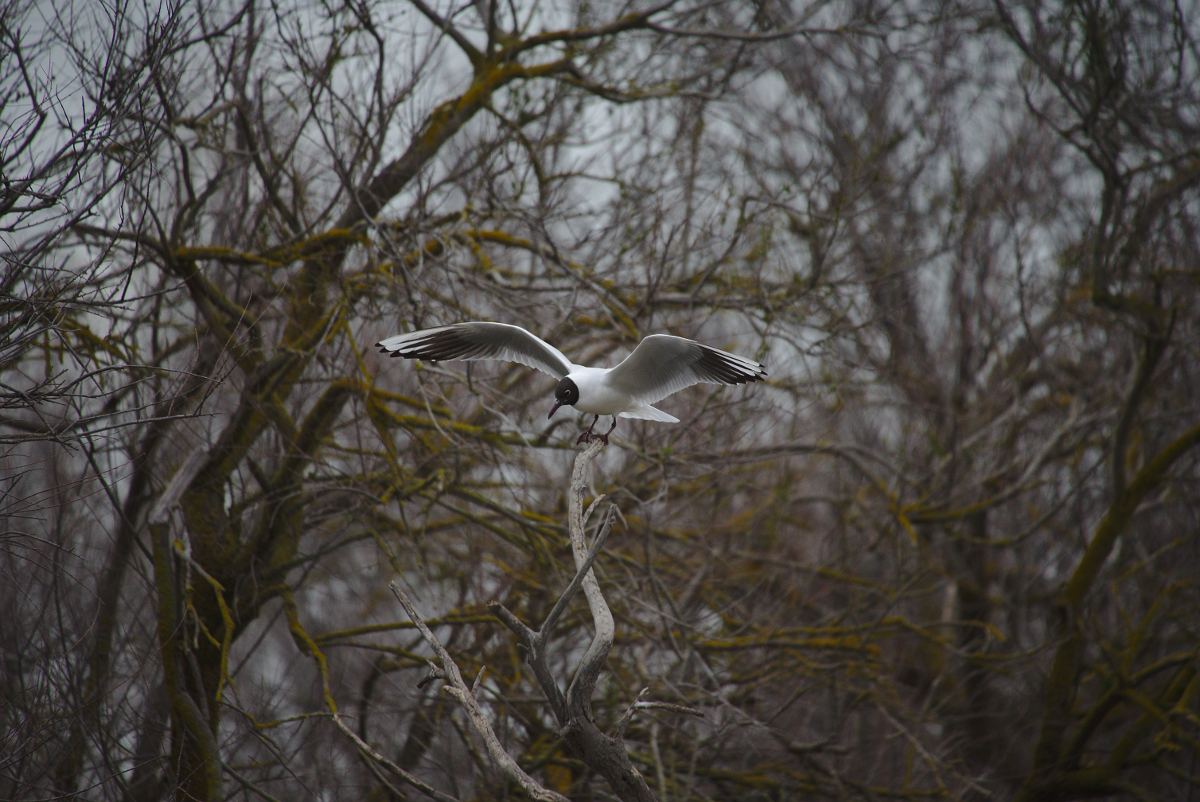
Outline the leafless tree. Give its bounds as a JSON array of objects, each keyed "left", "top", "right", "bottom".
[{"left": 3, "top": 0, "right": 1198, "bottom": 800}]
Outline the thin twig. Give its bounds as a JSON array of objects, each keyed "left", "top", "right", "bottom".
[{"left": 543, "top": 504, "right": 615, "bottom": 637}]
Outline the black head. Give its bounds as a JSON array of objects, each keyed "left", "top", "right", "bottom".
[{"left": 548, "top": 377, "right": 579, "bottom": 418}]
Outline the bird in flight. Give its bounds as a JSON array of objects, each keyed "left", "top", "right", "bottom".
[{"left": 376, "top": 321, "right": 767, "bottom": 444}]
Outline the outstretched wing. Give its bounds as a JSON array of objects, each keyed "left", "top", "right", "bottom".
[
  {"left": 605, "top": 334, "right": 766, "bottom": 406},
  {"left": 376, "top": 322, "right": 575, "bottom": 379}
]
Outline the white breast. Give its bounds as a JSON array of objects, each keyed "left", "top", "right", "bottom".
[{"left": 568, "top": 368, "right": 634, "bottom": 415}]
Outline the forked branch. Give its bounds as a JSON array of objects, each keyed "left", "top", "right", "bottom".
[
  {"left": 389, "top": 581, "right": 569, "bottom": 802},
  {"left": 492, "top": 439, "right": 657, "bottom": 802},
  {"left": 392, "top": 440, "right": 659, "bottom": 800}
]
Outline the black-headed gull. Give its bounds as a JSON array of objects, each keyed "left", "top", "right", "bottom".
[{"left": 376, "top": 322, "right": 767, "bottom": 444}]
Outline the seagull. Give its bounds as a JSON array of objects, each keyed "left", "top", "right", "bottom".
[{"left": 376, "top": 321, "right": 767, "bottom": 444}]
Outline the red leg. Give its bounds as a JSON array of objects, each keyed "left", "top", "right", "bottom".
[
  {"left": 576, "top": 415, "right": 600, "bottom": 444},
  {"left": 595, "top": 416, "right": 618, "bottom": 445}
]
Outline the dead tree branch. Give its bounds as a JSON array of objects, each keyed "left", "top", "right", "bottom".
[
  {"left": 489, "top": 439, "right": 657, "bottom": 802},
  {"left": 389, "top": 581, "right": 569, "bottom": 802}
]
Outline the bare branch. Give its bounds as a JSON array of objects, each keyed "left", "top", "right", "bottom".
[{"left": 389, "top": 582, "right": 570, "bottom": 802}]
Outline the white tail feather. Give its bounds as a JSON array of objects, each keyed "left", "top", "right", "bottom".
[{"left": 618, "top": 405, "right": 679, "bottom": 423}]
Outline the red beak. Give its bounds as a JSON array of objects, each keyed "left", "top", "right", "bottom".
[{"left": 548, "top": 400, "right": 563, "bottom": 419}]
